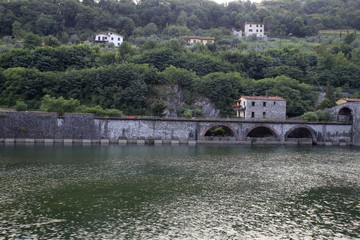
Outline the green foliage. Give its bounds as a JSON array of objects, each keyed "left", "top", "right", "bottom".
[
  {"left": 344, "top": 33, "right": 356, "bottom": 45},
  {"left": 317, "top": 109, "right": 331, "bottom": 122},
  {"left": 199, "top": 72, "right": 243, "bottom": 116},
  {"left": 317, "top": 98, "right": 335, "bottom": 110},
  {"left": 161, "top": 66, "right": 197, "bottom": 89},
  {"left": 302, "top": 112, "right": 318, "bottom": 122},
  {"left": 205, "top": 126, "right": 233, "bottom": 137},
  {"left": 150, "top": 100, "right": 167, "bottom": 117},
  {"left": 24, "top": 33, "right": 42, "bottom": 49},
  {"left": 40, "top": 95, "right": 81, "bottom": 116},
  {"left": 40, "top": 95, "right": 123, "bottom": 117},
  {"left": 44, "top": 35, "right": 61, "bottom": 47},
  {"left": 1, "top": 0, "right": 360, "bottom": 119},
  {"left": 179, "top": 105, "right": 203, "bottom": 118},
  {"left": 77, "top": 105, "right": 123, "bottom": 117},
  {"left": 14, "top": 100, "right": 28, "bottom": 111},
  {"left": 255, "top": 76, "right": 317, "bottom": 117}
]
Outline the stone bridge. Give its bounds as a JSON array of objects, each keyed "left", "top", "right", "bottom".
[
  {"left": 0, "top": 102, "right": 359, "bottom": 145},
  {"left": 99, "top": 118, "right": 352, "bottom": 144}
]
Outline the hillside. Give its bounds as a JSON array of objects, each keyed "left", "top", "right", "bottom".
[{"left": 0, "top": 0, "right": 360, "bottom": 118}]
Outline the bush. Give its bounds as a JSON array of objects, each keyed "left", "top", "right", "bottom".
[
  {"left": 301, "top": 112, "right": 318, "bottom": 121},
  {"left": 317, "top": 109, "right": 331, "bottom": 122},
  {"left": 39, "top": 95, "right": 123, "bottom": 117},
  {"left": 14, "top": 100, "right": 28, "bottom": 111},
  {"left": 40, "top": 95, "right": 80, "bottom": 116},
  {"left": 78, "top": 105, "right": 123, "bottom": 117}
]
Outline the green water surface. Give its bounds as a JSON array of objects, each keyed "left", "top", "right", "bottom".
[{"left": 0, "top": 144, "right": 359, "bottom": 239}]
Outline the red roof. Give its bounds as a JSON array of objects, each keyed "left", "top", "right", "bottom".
[
  {"left": 237, "top": 96, "right": 286, "bottom": 101},
  {"left": 180, "top": 36, "right": 215, "bottom": 40},
  {"left": 339, "top": 98, "right": 360, "bottom": 102}
]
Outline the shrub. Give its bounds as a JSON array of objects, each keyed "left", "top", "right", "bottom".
[
  {"left": 317, "top": 109, "right": 331, "bottom": 122},
  {"left": 301, "top": 112, "right": 318, "bottom": 121},
  {"left": 78, "top": 105, "right": 123, "bottom": 117},
  {"left": 14, "top": 101, "right": 28, "bottom": 111},
  {"left": 39, "top": 95, "right": 80, "bottom": 116}
]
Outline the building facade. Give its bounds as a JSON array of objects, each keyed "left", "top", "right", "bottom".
[
  {"left": 94, "top": 32, "right": 123, "bottom": 46},
  {"left": 233, "top": 96, "right": 286, "bottom": 120},
  {"left": 244, "top": 22, "right": 265, "bottom": 37},
  {"left": 180, "top": 36, "right": 215, "bottom": 45}
]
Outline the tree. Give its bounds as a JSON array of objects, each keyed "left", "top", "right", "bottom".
[
  {"left": 11, "top": 21, "right": 25, "bottom": 39},
  {"left": 344, "top": 33, "right": 356, "bottom": 45},
  {"left": 118, "top": 41, "right": 136, "bottom": 63},
  {"left": 34, "top": 14, "right": 58, "bottom": 35},
  {"left": 24, "top": 32, "right": 42, "bottom": 49},
  {"left": 199, "top": 72, "right": 243, "bottom": 116},
  {"left": 44, "top": 35, "right": 61, "bottom": 47},
  {"left": 40, "top": 95, "right": 81, "bottom": 116},
  {"left": 302, "top": 112, "right": 318, "bottom": 121},
  {"left": 143, "top": 22, "right": 158, "bottom": 36},
  {"left": 150, "top": 100, "right": 167, "bottom": 117}
]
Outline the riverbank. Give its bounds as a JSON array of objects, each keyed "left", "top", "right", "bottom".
[{"left": 0, "top": 137, "right": 356, "bottom": 146}]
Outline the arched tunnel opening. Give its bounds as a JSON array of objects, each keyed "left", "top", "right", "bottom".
[
  {"left": 204, "top": 125, "right": 235, "bottom": 137},
  {"left": 337, "top": 107, "right": 353, "bottom": 123},
  {"left": 286, "top": 127, "right": 313, "bottom": 139},
  {"left": 247, "top": 126, "right": 277, "bottom": 139}
]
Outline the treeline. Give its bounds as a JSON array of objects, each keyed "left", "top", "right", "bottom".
[
  {"left": 0, "top": 63, "right": 316, "bottom": 117},
  {"left": 1, "top": 0, "right": 360, "bottom": 42},
  {"left": 2, "top": 34, "right": 360, "bottom": 117}
]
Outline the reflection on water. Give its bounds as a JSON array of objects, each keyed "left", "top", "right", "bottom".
[{"left": 0, "top": 144, "right": 359, "bottom": 239}]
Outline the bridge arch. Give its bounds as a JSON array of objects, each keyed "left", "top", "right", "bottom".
[
  {"left": 337, "top": 107, "right": 353, "bottom": 123},
  {"left": 285, "top": 125, "right": 317, "bottom": 143},
  {"left": 202, "top": 124, "right": 236, "bottom": 138},
  {"left": 246, "top": 124, "right": 279, "bottom": 140}
]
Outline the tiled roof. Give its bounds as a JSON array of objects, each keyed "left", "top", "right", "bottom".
[
  {"left": 238, "top": 96, "right": 286, "bottom": 101},
  {"left": 339, "top": 98, "right": 360, "bottom": 102},
  {"left": 180, "top": 36, "right": 215, "bottom": 40}
]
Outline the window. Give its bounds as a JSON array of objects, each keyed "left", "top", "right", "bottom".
[
  {"left": 252, "top": 102, "right": 255, "bottom": 106},
  {"left": 256, "top": 30, "right": 258, "bottom": 32},
  {"left": 263, "top": 102, "right": 266, "bottom": 107},
  {"left": 256, "top": 24, "right": 258, "bottom": 27},
  {"left": 263, "top": 112, "right": 266, "bottom": 118},
  {"left": 250, "top": 24, "right": 252, "bottom": 27},
  {"left": 274, "top": 102, "right": 276, "bottom": 105},
  {"left": 260, "top": 30, "right": 262, "bottom": 32},
  {"left": 251, "top": 112, "right": 255, "bottom": 118},
  {"left": 105, "top": 37, "right": 107, "bottom": 40},
  {"left": 249, "top": 29, "right": 253, "bottom": 32},
  {"left": 118, "top": 38, "right": 120, "bottom": 40},
  {"left": 260, "top": 25, "right": 263, "bottom": 27},
  {"left": 111, "top": 37, "right": 113, "bottom": 40},
  {"left": 118, "top": 43, "right": 120, "bottom": 46}
]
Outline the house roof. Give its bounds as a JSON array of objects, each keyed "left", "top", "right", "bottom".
[
  {"left": 180, "top": 36, "right": 215, "bottom": 40},
  {"left": 238, "top": 96, "right": 286, "bottom": 101},
  {"left": 95, "top": 31, "right": 123, "bottom": 37},
  {"left": 245, "top": 21, "right": 264, "bottom": 25},
  {"left": 338, "top": 98, "right": 360, "bottom": 102}
]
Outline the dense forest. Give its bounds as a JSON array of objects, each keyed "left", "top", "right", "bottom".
[{"left": 0, "top": 0, "right": 360, "bottom": 118}]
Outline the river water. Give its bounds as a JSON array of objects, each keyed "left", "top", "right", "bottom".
[{"left": 0, "top": 144, "right": 359, "bottom": 239}]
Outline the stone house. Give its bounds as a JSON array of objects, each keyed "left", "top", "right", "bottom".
[
  {"left": 180, "top": 36, "right": 215, "bottom": 45},
  {"left": 94, "top": 32, "right": 124, "bottom": 46},
  {"left": 233, "top": 96, "right": 286, "bottom": 120}
]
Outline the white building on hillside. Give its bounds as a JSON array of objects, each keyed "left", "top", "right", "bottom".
[
  {"left": 94, "top": 32, "right": 124, "bottom": 46},
  {"left": 244, "top": 22, "right": 265, "bottom": 37}
]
